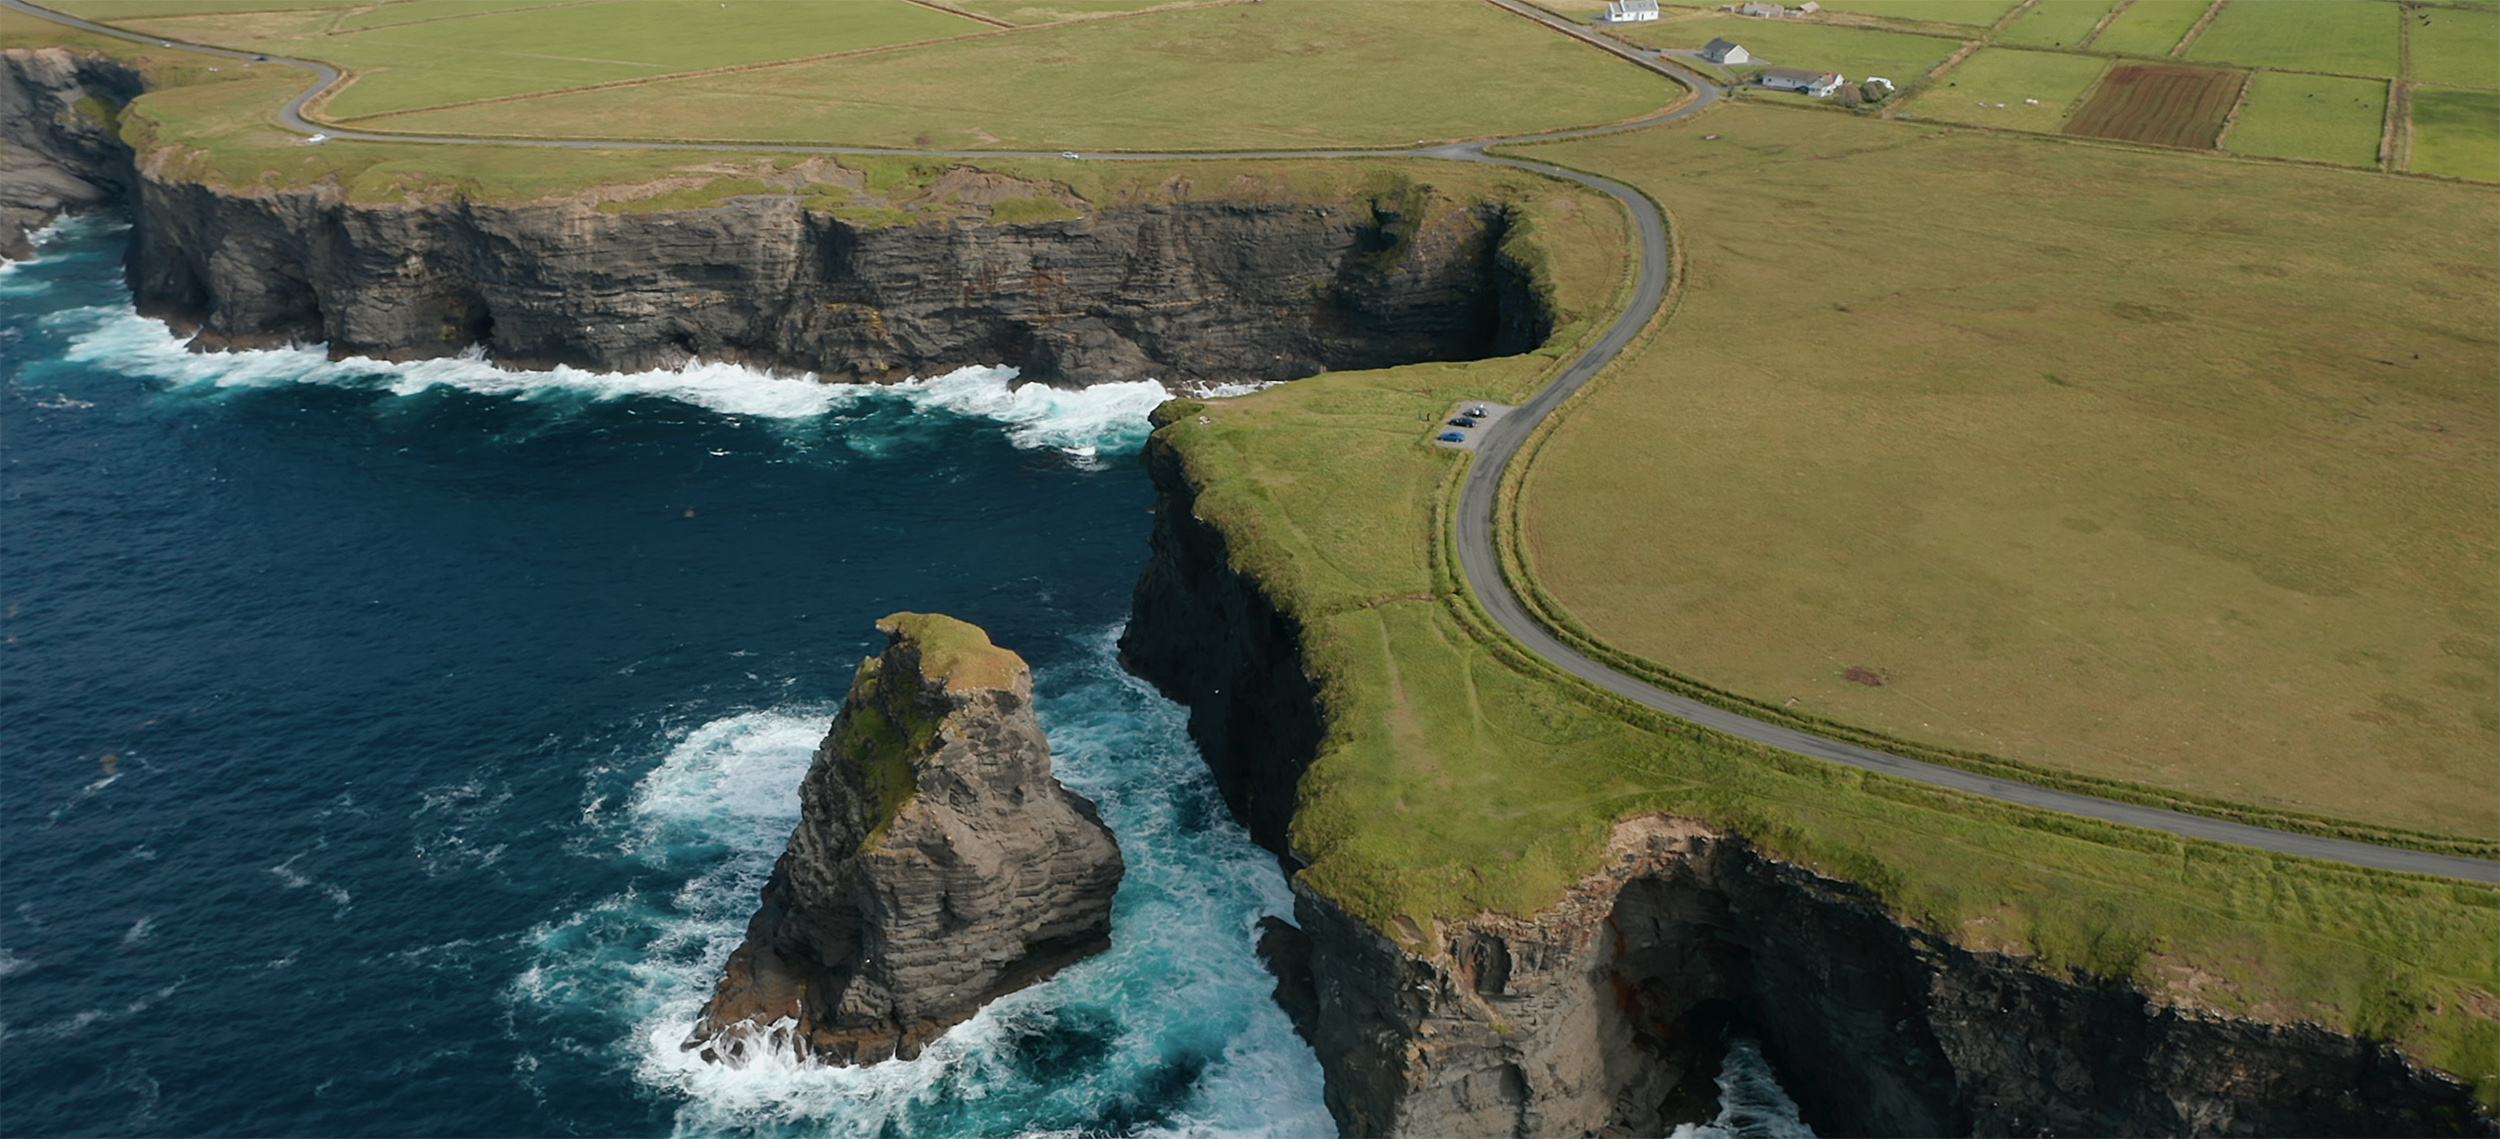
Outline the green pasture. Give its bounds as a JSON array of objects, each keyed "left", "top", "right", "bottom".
[
  {"left": 1903, "top": 46, "right": 2109, "bottom": 129},
  {"left": 2411, "top": 84, "right": 2500, "bottom": 178},
  {"left": 50, "top": 0, "right": 354, "bottom": 17},
  {"left": 275, "top": 0, "right": 983, "bottom": 119},
  {"left": 330, "top": 0, "right": 590, "bottom": 31},
  {"left": 2223, "top": 70, "right": 2386, "bottom": 165},
  {"left": 1995, "top": 0, "right": 2121, "bottom": 47},
  {"left": 1515, "top": 107, "right": 2497, "bottom": 843},
  {"left": 2188, "top": 0, "right": 2399, "bottom": 78},
  {"left": 1798, "top": 0, "right": 2023, "bottom": 25},
  {"left": 2410, "top": 5, "right": 2500, "bottom": 88},
  {"left": 1612, "top": 13, "right": 1961, "bottom": 81},
  {"left": 953, "top": 0, "right": 1196, "bottom": 23},
  {"left": 2089, "top": 0, "right": 2208, "bottom": 55},
  {"left": 351, "top": 0, "right": 1679, "bottom": 150},
  {"left": 1151, "top": 114, "right": 2498, "bottom": 1108}
]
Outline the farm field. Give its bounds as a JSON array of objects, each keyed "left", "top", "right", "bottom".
[
  {"left": 2186, "top": 0, "right": 2399, "bottom": 78},
  {"left": 349, "top": 0, "right": 1679, "bottom": 150},
  {"left": 954, "top": 0, "right": 1199, "bottom": 23},
  {"left": 1608, "top": 14, "right": 1961, "bottom": 82},
  {"left": 1994, "top": 0, "right": 2121, "bottom": 47},
  {"left": 1794, "top": 0, "right": 2022, "bottom": 24},
  {"left": 2410, "top": 85, "right": 2500, "bottom": 179},
  {"left": 237, "top": 0, "right": 982, "bottom": 119},
  {"left": 2222, "top": 71, "right": 2386, "bottom": 166},
  {"left": 1512, "top": 106, "right": 2498, "bottom": 841},
  {"left": 2087, "top": 0, "right": 2208, "bottom": 55},
  {"left": 1902, "top": 46, "right": 2109, "bottom": 130},
  {"left": 49, "top": 0, "right": 354, "bottom": 16},
  {"left": 2064, "top": 61, "right": 2243, "bottom": 146},
  {"left": 2409, "top": 5, "right": 2500, "bottom": 88}
]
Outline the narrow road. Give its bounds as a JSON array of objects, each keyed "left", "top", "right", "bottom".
[{"left": 13, "top": 0, "right": 2492, "bottom": 883}]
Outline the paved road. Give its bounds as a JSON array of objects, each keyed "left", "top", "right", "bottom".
[{"left": 15, "top": 0, "right": 2492, "bottom": 883}]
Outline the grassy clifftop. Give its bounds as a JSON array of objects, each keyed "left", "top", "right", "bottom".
[{"left": 1151, "top": 131, "right": 2499, "bottom": 1109}]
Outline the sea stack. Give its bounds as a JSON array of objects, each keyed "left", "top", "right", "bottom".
[{"left": 688, "top": 613, "right": 1124, "bottom": 1066}]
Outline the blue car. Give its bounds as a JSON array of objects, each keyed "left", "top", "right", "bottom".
[{"left": 1437, "top": 432, "right": 1467, "bottom": 443}]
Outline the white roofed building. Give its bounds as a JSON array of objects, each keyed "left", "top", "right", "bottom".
[
  {"left": 1605, "top": 0, "right": 1661, "bottom": 22},
  {"left": 1758, "top": 66, "right": 1845, "bottom": 96},
  {"left": 1701, "top": 37, "right": 1751, "bottom": 64}
]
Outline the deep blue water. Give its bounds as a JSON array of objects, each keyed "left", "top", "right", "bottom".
[{"left": 0, "top": 218, "right": 1330, "bottom": 1137}]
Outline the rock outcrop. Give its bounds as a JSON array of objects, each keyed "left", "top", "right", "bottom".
[
  {"left": 1123, "top": 440, "right": 2498, "bottom": 1138},
  {"left": 0, "top": 48, "right": 143, "bottom": 259},
  {"left": 688, "top": 613, "right": 1123, "bottom": 1066},
  {"left": 125, "top": 165, "right": 1549, "bottom": 387}
]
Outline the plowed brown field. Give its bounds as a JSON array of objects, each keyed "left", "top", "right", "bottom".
[{"left": 2063, "top": 62, "right": 2246, "bottom": 148}]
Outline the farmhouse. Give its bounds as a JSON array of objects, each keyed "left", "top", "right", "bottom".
[
  {"left": 1603, "top": 0, "right": 1660, "bottom": 22},
  {"left": 1701, "top": 37, "right": 1751, "bottom": 64},
  {"left": 1736, "top": 2, "right": 1787, "bottom": 17},
  {"left": 1759, "top": 66, "right": 1845, "bottom": 96}
]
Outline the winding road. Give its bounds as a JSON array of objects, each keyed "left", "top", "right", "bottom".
[{"left": 13, "top": 0, "right": 2493, "bottom": 883}]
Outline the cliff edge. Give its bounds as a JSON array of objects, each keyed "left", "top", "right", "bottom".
[{"left": 687, "top": 613, "right": 1124, "bottom": 1066}]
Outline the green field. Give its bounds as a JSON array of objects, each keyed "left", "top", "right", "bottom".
[
  {"left": 2411, "top": 84, "right": 2500, "bottom": 178},
  {"left": 2188, "top": 0, "right": 2399, "bottom": 78},
  {"left": 1996, "top": 0, "right": 2122, "bottom": 47},
  {"left": 954, "top": 0, "right": 1198, "bottom": 23},
  {"left": 2089, "top": 0, "right": 2209, "bottom": 55},
  {"left": 1902, "top": 46, "right": 2110, "bottom": 129},
  {"left": 2223, "top": 70, "right": 2387, "bottom": 164},
  {"left": 1514, "top": 108, "right": 2496, "bottom": 842},
  {"left": 346, "top": 0, "right": 1680, "bottom": 150},
  {"left": 1798, "top": 0, "right": 2023, "bottom": 24},
  {"left": 2410, "top": 5, "right": 2500, "bottom": 88},
  {"left": 1612, "top": 14, "right": 1962, "bottom": 81},
  {"left": 51, "top": 0, "right": 356, "bottom": 16}
]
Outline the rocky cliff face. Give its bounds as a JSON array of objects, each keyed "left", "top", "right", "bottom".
[
  {"left": 0, "top": 49, "right": 143, "bottom": 259},
  {"left": 1117, "top": 423, "right": 1324, "bottom": 860},
  {"left": 1123, "top": 449, "right": 2496, "bottom": 1138},
  {"left": 1259, "top": 817, "right": 2492, "bottom": 1137},
  {"left": 688, "top": 613, "right": 1123, "bottom": 1067},
  {"left": 124, "top": 163, "right": 1549, "bottom": 387}
]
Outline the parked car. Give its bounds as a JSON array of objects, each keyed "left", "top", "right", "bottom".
[
  {"left": 1448, "top": 417, "right": 1478, "bottom": 427},
  {"left": 1466, "top": 405, "right": 1490, "bottom": 417},
  {"left": 1437, "top": 432, "right": 1466, "bottom": 443}
]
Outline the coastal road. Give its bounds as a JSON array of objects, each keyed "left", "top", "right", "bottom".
[{"left": 13, "top": 0, "right": 2492, "bottom": 883}]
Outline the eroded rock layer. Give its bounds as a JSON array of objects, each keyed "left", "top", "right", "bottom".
[
  {"left": 689, "top": 613, "right": 1123, "bottom": 1066},
  {"left": 0, "top": 49, "right": 142, "bottom": 259}
]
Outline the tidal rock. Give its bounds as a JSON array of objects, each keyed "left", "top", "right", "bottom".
[{"left": 688, "top": 613, "right": 1123, "bottom": 1066}]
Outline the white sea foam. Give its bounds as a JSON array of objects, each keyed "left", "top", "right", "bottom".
[
  {"left": 503, "top": 632, "right": 1329, "bottom": 1137},
  {"left": 55, "top": 307, "right": 1173, "bottom": 457},
  {"left": 1669, "top": 1037, "right": 1817, "bottom": 1139}
]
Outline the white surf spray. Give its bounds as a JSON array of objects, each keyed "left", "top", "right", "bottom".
[
  {"left": 54, "top": 307, "right": 1175, "bottom": 458},
  {"left": 502, "top": 630, "right": 1328, "bottom": 1137},
  {"left": 1670, "top": 1037, "right": 1817, "bottom": 1139}
]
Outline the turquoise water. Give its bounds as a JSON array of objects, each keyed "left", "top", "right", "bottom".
[{"left": 0, "top": 217, "right": 1328, "bottom": 1137}]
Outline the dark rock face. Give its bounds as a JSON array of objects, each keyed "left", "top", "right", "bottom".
[
  {"left": 1122, "top": 457, "right": 2496, "bottom": 1138},
  {"left": 123, "top": 168, "right": 1550, "bottom": 387},
  {"left": 1117, "top": 425, "right": 1324, "bottom": 859},
  {"left": 688, "top": 613, "right": 1123, "bottom": 1067},
  {"left": 0, "top": 48, "right": 143, "bottom": 260},
  {"left": 1266, "top": 819, "right": 2496, "bottom": 1138}
]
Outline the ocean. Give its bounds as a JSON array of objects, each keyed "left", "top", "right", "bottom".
[{"left": 0, "top": 216, "right": 1805, "bottom": 1138}]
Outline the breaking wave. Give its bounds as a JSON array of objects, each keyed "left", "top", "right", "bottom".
[
  {"left": 52, "top": 306, "right": 1172, "bottom": 456},
  {"left": 1670, "top": 1037, "right": 1816, "bottom": 1139},
  {"left": 502, "top": 630, "right": 1329, "bottom": 1137}
]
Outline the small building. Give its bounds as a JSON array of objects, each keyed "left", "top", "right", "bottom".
[
  {"left": 1736, "top": 1, "right": 1786, "bottom": 17},
  {"left": 1862, "top": 75, "right": 1896, "bottom": 95},
  {"left": 1700, "top": 37, "right": 1752, "bottom": 65},
  {"left": 1604, "top": 0, "right": 1660, "bottom": 21},
  {"left": 1758, "top": 66, "right": 1845, "bottom": 96},
  {"left": 1796, "top": 1, "right": 1820, "bottom": 12}
]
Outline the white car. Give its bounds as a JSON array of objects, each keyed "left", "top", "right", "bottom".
[{"left": 1060, "top": 151, "right": 1081, "bottom": 159}]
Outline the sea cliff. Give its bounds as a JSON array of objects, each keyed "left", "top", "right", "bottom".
[{"left": 1121, "top": 432, "right": 2497, "bottom": 1137}]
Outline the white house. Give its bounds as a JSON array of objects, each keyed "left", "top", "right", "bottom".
[
  {"left": 1701, "top": 37, "right": 1751, "bottom": 65},
  {"left": 1758, "top": 66, "right": 1845, "bottom": 96},
  {"left": 1604, "top": 0, "right": 1660, "bottom": 22}
]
